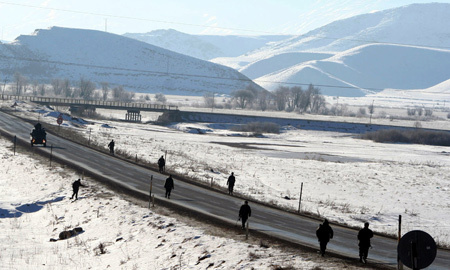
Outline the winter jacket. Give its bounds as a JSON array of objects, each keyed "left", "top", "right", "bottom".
[{"left": 164, "top": 177, "right": 174, "bottom": 190}]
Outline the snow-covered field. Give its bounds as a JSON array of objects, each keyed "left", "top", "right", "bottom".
[
  {"left": 83, "top": 111, "right": 450, "bottom": 245},
  {"left": 0, "top": 104, "right": 378, "bottom": 270}
]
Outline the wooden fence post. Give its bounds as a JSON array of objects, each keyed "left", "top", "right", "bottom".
[
  {"left": 149, "top": 175, "right": 153, "bottom": 208},
  {"left": 298, "top": 182, "right": 303, "bottom": 213},
  {"left": 398, "top": 215, "right": 403, "bottom": 270}
]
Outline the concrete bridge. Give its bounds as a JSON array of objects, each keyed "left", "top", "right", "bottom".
[{"left": 3, "top": 95, "right": 178, "bottom": 122}]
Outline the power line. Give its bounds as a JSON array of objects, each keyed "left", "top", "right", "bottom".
[
  {"left": 254, "top": 79, "right": 381, "bottom": 92},
  {"left": 0, "top": 54, "right": 384, "bottom": 93},
  {"left": 0, "top": 1, "right": 275, "bottom": 35},
  {"left": 1, "top": 1, "right": 449, "bottom": 50},
  {"left": 303, "top": 35, "right": 450, "bottom": 50},
  {"left": 0, "top": 2, "right": 442, "bottom": 93}
]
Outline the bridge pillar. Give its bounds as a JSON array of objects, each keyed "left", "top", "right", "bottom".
[
  {"left": 157, "top": 111, "right": 182, "bottom": 123},
  {"left": 126, "top": 110, "right": 142, "bottom": 122},
  {"left": 70, "top": 105, "right": 96, "bottom": 116},
  {"left": 70, "top": 105, "right": 82, "bottom": 114}
]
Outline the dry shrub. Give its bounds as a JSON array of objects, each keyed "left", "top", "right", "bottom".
[{"left": 360, "top": 129, "right": 450, "bottom": 146}]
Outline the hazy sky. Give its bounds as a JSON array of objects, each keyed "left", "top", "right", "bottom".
[{"left": 0, "top": 0, "right": 449, "bottom": 41}]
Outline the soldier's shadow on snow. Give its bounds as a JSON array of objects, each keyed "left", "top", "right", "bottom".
[{"left": 0, "top": 196, "right": 64, "bottom": 218}]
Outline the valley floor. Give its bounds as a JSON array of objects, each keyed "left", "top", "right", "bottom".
[
  {"left": 0, "top": 137, "right": 377, "bottom": 269},
  {"left": 1, "top": 97, "right": 449, "bottom": 269}
]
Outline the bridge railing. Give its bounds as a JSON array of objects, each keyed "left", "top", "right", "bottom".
[{"left": 2, "top": 94, "right": 178, "bottom": 111}]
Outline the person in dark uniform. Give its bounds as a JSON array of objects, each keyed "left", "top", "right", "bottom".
[
  {"left": 108, "top": 140, "right": 115, "bottom": 155},
  {"left": 164, "top": 175, "right": 174, "bottom": 199},
  {"left": 227, "top": 172, "right": 235, "bottom": 195},
  {"left": 358, "top": 222, "right": 374, "bottom": 263},
  {"left": 316, "top": 219, "right": 334, "bottom": 256},
  {"left": 238, "top": 200, "right": 251, "bottom": 230},
  {"left": 158, "top": 156, "right": 165, "bottom": 173},
  {"left": 70, "top": 179, "right": 85, "bottom": 200}
]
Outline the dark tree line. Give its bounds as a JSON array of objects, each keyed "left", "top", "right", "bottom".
[
  {"left": 1, "top": 72, "right": 136, "bottom": 102},
  {"left": 231, "top": 84, "right": 326, "bottom": 113}
]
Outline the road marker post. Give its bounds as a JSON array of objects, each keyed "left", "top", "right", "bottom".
[
  {"left": 298, "top": 182, "right": 303, "bottom": 213},
  {"left": 398, "top": 215, "right": 403, "bottom": 270},
  {"left": 149, "top": 175, "right": 153, "bottom": 208}
]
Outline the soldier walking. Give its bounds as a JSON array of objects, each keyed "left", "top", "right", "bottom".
[
  {"left": 227, "top": 172, "right": 235, "bottom": 195},
  {"left": 358, "top": 222, "right": 374, "bottom": 263},
  {"left": 238, "top": 201, "right": 251, "bottom": 230},
  {"left": 108, "top": 139, "right": 115, "bottom": 155},
  {"left": 164, "top": 175, "right": 174, "bottom": 199},
  {"left": 316, "top": 219, "right": 334, "bottom": 256},
  {"left": 158, "top": 156, "right": 165, "bottom": 173}
]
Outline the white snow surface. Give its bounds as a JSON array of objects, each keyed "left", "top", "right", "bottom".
[{"left": 0, "top": 138, "right": 346, "bottom": 270}]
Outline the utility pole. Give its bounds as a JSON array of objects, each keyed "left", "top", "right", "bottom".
[
  {"left": 2, "top": 78, "right": 7, "bottom": 100},
  {"left": 369, "top": 100, "right": 374, "bottom": 124},
  {"left": 335, "top": 96, "right": 339, "bottom": 116},
  {"left": 211, "top": 92, "right": 215, "bottom": 112},
  {"left": 166, "top": 57, "right": 170, "bottom": 74}
]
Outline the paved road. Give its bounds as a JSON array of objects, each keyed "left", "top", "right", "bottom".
[{"left": 1, "top": 110, "right": 449, "bottom": 270}]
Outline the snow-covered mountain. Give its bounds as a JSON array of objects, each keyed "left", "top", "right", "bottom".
[
  {"left": 0, "top": 27, "right": 261, "bottom": 96},
  {"left": 123, "top": 29, "right": 291, "bottom": 61},
  {"left": 212, "top": 3, "right": 450, "bottom": 96},
  {"left": 216, "top": 3, "right": 450, "bottom": 67},
  {"left": 422, "top": 79, "right": 450, "bottom": 94},
  {"left": 257, "top": 44, "right": 450, "bottom": 96}
]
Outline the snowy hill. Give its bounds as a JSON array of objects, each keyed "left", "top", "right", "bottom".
[
  {"left": 239, "top": 52, "right": 333, "bottom": 80},
  {"left": 422, "top": 79, "right": 450, "bottom": 94},
  {"left": 213, "top": 3, "right": 450, "bottom": 97},
  {"left": 373, "top": 78, "right": 450, "bottom": 103},
  {"left": 123, "top": 29, "right": 222, "bottom": 61},
  {"left": 257, "top": 44, "right": 450, "bottom": 96},
  {"left": 0, "top": 27, "right": 261, "bottom": 96},
  {"left": 123, "top": 29, "right": 291, "bottom": 60},
  {"left": 217, "top": 3, "right": 450, "bottom": 66}
]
